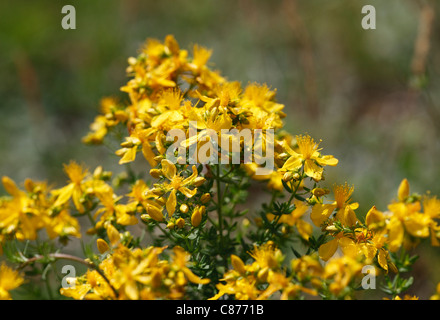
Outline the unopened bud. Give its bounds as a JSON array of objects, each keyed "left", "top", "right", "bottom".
[
  {"left": 180, "top": 204, "right": 189, "bottom": 214},
  {"left": 97, "top": 239, "right": 110, "bottom": 254},
  {"left": 277, "top": 153, "right": 289, "bottom": 161},
  {"left": 312, "top": 188, "right": 329, "bottom": 198},
  {"left": 283, "top": 172, "right": 294, "bottom": 182},
  {"left": 231, "top": 255, "right": 246, "bottom": 274},
  {"left": 193, "top": 177, "right": 206, "bottom": 187},
  {"left": 146, "top": 205, "right": 165, "bottom": 222},
  {"left": 149, "top": 169, "right": 162, "bottom": 179},
  {"left": 200, "top": 193, "right": 211, "bottom": 204},
  {"left": 398, "top": 178, "right": 410, "bottom": 202},
  {"left": 191, "top": 208, "right": 202, "bottom": 227},
  {"left": 176, "top": 218, "right": 185, "bottom": 229},
  {"left": 325, "top": 225, "right": 338, "bottom": 232}
]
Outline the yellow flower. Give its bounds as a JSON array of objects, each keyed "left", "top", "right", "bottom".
[
  {"left": 0, "top": 177, "right": 42, "bottom": 241},
  {"left": 150, "top": 89, "right": 186, "bottom": 130},
  {"left": 0, "top": 263, "right": 24, "bottom": 300},
  {"left": 311, "top": 183, "right": 359, "bottom": 227},
  {"left": 187, "top": 44, "right": 212, "bottom": 72},
  {"left": 52, "top": 161, "right": 88, "bottom": 213},
  {"left": 115, "top": 126, "right": 158, "bottom": 168},
  {"left": 322, "top": 255, "right": 363, "bottom": 296},
  {"left": 279, "top": 135, "right": 338, "bottom": 181},
  {"left": 156, "top": 159, "right": 198, "bottom": 217},
  {"left": 248, "top": 241, "right": 283, "bottom": 271},
  {"left": 94, "top": 189, "right": 138, "bottom": 228}
]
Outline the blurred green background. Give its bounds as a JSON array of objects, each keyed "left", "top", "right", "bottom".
[{"left": 1, "top": 0, "right": 440, "bottom": 299}]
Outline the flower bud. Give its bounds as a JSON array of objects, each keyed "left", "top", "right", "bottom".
[
  {"left": 146, "top": 205, "right": 165, "bottom": 222},
  {"left": 283, "top": 172, "right": 294, "bottom": 182},
  {"left": 257, "top": 267, "right": 269, "bottom": 282},
  {"left": 176, "top": 218, "right": 185, "bottom": 229},
  {"left": 325, "top": 225, "right": 338, "bottom": 232},
  {"left": 97, "top": 239, "right": 110, "bottom": 254},
  {"left": 312, "top": 188, "right": 329, "bottom": 198},
  {"left": 200, "top": 193, "right": 211, "bottom": 204},
  {"left": 180, "top": 204, "right": 189, "bottom": 214},
  {"left": 231, "top": 255, "right": 246, "bottom": 274},
  {"left": 191, "top": 208, "right": 202, "bottom": 227},
  {"left": 149, "top": 169, "right": 162, "bottom": 179},
  {"left": 120, "top": 141, "right": 135, "bottom": 148}
]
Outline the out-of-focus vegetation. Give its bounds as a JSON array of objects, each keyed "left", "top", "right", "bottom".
[{"left": 1, "top": 0, "right": 439, "bottom": 299}]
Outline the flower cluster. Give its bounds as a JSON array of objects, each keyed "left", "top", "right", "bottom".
[
  {"left": 0, "top": 175, "right": 81, "bottom": 249},
  {"left": 0, "top": 35, "right": 439, "bottom": 300},
  {"left": 60, "top": 225, "right": 209, "bottom": 300}
]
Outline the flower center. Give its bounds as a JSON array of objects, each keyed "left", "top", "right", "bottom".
[
  {"left": 333, "top": 183, "right": 354, "bottom": 208},
  {"left": 296, "top": 135, "right": 318, "bottom": 159}
]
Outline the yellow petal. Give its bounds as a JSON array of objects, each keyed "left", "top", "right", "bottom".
[
  {"left": 118, "top": 147, "right": 137, "bottom": 164},
  {"left": 281, "top": 154, "right": 302, "bottom": 171},
  {"left": 161, "top": 159, "right": 176, "bottom": 180},
  {"left": 142, "top": 143, "right": 158, "bottom": 168},
  {"left": 315, "top": 155, "right": 338, "bottom": 167},
  {"left": 378, "top": 249, "right": 389, "bottom": 271},
  {"left": 1, "top": 176, "right": 21, "bottom": 197},
  {"left": 231, "top": 255, "right": 246, "bottom": 274},
  {"left": 53, "top": 183, "right": 75, "bottom": 208},
  {"left": 296, "top": 219, "right": 313, "bottom": 241},
  {"left": 387, "top": 219, "right": 404, "bottom": 252},
  {"left": 182, "top": 165, "right": 198, "bottom": 186},
  {"left": 311, "top": 204, "right": 336, "bottom": 227},
  {"left": 404, "top": 214, "right": 430, "bottom": 238},
  {"left": 365, "top": 206, "right": 384, "bottom": 227},
  {"left": 318, "top": 238, "right": 339, "bottom": 261},
  {"left": 182, "top": 267, "right": 210, "bottom": 285},
  {"left": 106, "top": 224, "right": 120, "bottom": 246},
  {"left": 124, "top": 281, "right": 139, "bottom": 300}
]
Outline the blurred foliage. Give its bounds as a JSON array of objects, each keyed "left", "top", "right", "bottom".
[{"left": 1, "top": 0, "right": 440, "bottom": 299}]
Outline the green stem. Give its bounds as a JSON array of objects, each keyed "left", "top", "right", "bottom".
[{"left": 216, "top": 164, "right": 227, "bottom": 269}]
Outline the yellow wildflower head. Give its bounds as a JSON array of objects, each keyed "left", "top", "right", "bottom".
[
  {"left": 63, "top": 161, "right": 88, "bottom": 185},
  {"left": 333, "top": 183, "right": 354, "bottom": 209},
  {"left": 243, "top": 83, "right": 274, "bottom": 107},
  {"left": 192, "top": 44, "right": 212, "bottom": 68},
  {"left": 0, "top": 263, "right": 24, "bottom": 300},
  {"left": 296, "top": 134, "right": 320, "bottom": 160},
  {"left": 248, "top": 241, "right": 283, "bottom": 271},
  {"left": 159, "top": 89, "right": 183, "bottom": 110}
]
